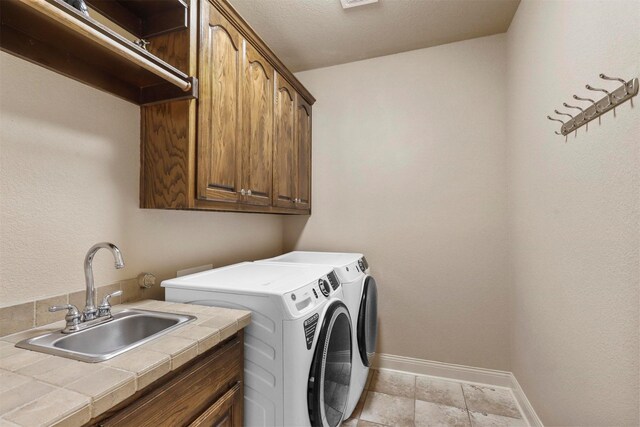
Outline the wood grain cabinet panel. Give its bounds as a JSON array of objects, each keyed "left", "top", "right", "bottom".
[
  {"left": 197, "top": 1, "right": 243, "bottom": 204},
  {"left": 295, "top": 94, "right": 312, "bottom": 210},
  {"left": 242, "top": 42, "right": 274, "bottom": 206},
  {"left": 88, "top": 333, "right": 244, "bottom": 427},
  {"left": 188, "top": 382, "right": 243, "bottom": 427},
  {"left": 273, "top": 73, "right": 297, "bottom": 209}
]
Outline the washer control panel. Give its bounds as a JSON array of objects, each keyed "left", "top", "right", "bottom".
[
  {"left": 327, "top": 271, "right": 340, "bottom": 290},
  {"left": 284, "top": 274, "right": 338, "bottom": 316}
]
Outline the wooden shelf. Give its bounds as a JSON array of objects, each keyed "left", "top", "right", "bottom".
[
  {"left": 85, "top": 0, "right": 188, "bottom": 38},
  {"left": 0, "top": 0, "right": 197, "bottom": 105}
]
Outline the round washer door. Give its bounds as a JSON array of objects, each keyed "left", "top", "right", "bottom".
[
  {"left": 308, "top": 301, "right": 352, "bottom": 427},
  {"left": 357, "top": 276, "right": 378, "bottom": 367}
]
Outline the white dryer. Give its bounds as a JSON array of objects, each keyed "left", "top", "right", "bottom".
[
  {"left": 257, "top": 252, "right": 378, "bottom": 418},
  {"left": 162, "top": 262, "right": 353, "bottom": 427}
]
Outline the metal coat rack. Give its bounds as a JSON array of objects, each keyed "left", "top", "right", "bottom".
[{"left": 547, "top": 74, "right": 638, "bottom": 137}]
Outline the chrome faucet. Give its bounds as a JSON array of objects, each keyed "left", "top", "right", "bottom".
[{"left": 83, "top": 242, "right": 125, "bottom": 321}]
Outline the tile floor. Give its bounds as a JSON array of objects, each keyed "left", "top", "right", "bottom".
[{"left": 343, "top": 369, "right": 528, "bottom": 427}]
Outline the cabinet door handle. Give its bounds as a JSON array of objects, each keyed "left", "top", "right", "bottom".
[
  {"left": 240, "top": 189, "right": 246, "bottom": 196},
  {"left": 247, "top": 189, "right": 252, "bottom": 196}
]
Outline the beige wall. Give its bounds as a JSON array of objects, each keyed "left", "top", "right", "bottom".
[
  {"left": 287, "top": 34, "right": 511, "bottom": 370},
  {"left": 0, "top": 52, "right": 284, "bottom": 307},
  {"left": 506, "top": 1, "right": 639, "bottom": 425}
]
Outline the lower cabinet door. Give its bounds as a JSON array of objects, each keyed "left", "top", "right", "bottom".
[
  {"left": 94, "top": 336, "right": 242, "bottom": 427},
  {"left": 189, "top": 382, "right": 243, "bottom": 427}
]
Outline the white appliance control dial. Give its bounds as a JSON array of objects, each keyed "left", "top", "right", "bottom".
[{"left": 318, "top": 279, "right": 330, "bottom": 297}]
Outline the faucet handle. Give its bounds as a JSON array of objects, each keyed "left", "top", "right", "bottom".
[
  {"left": 97, "top": 290, "right": 123, "bottom": 317},
  {"left": 49, "top": 304, "right": 80, "bottom": 314},
  {"left": 49, "top": 304, "right": 82, "bottom": 333}
]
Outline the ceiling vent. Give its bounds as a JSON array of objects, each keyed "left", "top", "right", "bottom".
[{"left": 340, "top": 0, "right": 378, "bottom": 9}]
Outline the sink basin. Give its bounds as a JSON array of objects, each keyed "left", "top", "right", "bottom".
[{"left": 16, "top": 309, "right": 196, "bottom": 362}]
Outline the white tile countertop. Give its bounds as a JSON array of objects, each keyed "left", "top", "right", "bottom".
[{"left": 0, "top": 300, "right": 251, "bottom": 427}]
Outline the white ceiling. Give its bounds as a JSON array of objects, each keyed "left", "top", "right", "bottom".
[{"left": 228, "top": 0, "right": 521, "bottom": 72}]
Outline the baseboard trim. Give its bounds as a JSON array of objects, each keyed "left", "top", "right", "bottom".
[
  {"left": 510, "top": 374, "right": 544, "bottom": 427},
  {"left": 373, "top": 353, "right": 513, "bottom": 387},
  {"left": 372, "top": 353, "right": 543, "bottom": 427}
]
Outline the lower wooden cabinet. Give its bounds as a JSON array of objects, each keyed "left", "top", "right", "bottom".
[
  {"left": 87, "top": 332, "right": 243, "bottom": 427},
  {"left": 189, "top": 382, "right": 243, "bottom": 427}
]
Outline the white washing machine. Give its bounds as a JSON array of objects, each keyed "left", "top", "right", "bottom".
[
  {"left": 162, "top": 262, "right": 353, "bottom": 427},
  {"left": 257, "top": 252, "right": 378, "bottom": 418}
]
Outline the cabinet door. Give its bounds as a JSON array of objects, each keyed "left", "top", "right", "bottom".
[
  {"left": 197, "top": 1, "right": 243, "bottom": 203},
  {"left": 272, "top": 73, "right": 296, "bottom": 208},
  {"left": 242, "top": 42, "right": 273, "bottom": 206},
  {"left": 98, "top": 335, "right": 243, "bottom": 427},
  {"left": 189, "top": 382, "right": 243, "bottom": 427},
  {"left": 295, "top": 94, "right": 311, "bottom": 210}
]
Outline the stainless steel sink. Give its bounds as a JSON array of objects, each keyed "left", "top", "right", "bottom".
[{"left": 16, "top": 309, "right": 196, "bottom": 362}]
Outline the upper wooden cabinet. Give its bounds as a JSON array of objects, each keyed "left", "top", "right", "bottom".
[
  {"left": 273, "top": 74, "right": 297, "bottom": 209},
  {"left": 197, "top": 2, "right": 243, "bottom": 204},
  {"left": 273, "top": 77, "right": 312, "bottom": 211},
  {"left": 140, "top": 0, "right": 314, "bottom": 214},
  {"left": 295, "top": 94, "right": 312, "bottom": 210},
  {"left": 242, "top": 42, "right": 274, "bottom": 207}
]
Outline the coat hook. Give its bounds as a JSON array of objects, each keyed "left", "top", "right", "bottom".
[
  {"left": 599, "top": 73, "right": 627, "bottom": 86},
  {"left": 573, "top": 94, "right": 599, "bottom": 117},
  {"left": 547, "top": 115, "right": 565, "bottom": 135},
  {"left": 563, "top": 103, "right": 586, "bottom": 123},
  {"left": 553, "top": 109, "right": 573, "bottom": 119},
  {"left": 553, "top": 110, "right": 575, "bottom": 128},
  {"left": 600, "top": 73, "right": 629, "bottom": 98},
  {"left": 586, "top": 84, "right": 613, "bottom": 106},
  {"left": 573, "top": 94, "right": 595, "bottom": 104},
  {"left": 562, "top": 102, "right": 584, "bottom": 113}
]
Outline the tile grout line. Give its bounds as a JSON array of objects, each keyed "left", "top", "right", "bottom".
[
  {"left": 460, "top": 382, "right": 474, "bottom": 427},
  {"left": 412, "top": 374, "right": 417, "bottom": 426}
]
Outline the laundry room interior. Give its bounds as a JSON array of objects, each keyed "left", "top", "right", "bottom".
[{"left": 0, "top": 0, "right": 638, "bottom": 426}]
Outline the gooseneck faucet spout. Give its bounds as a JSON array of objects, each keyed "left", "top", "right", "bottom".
[{"left": 83, "top": 242, "right": 125, "bottom": 320}]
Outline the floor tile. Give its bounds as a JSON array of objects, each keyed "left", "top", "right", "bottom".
[
  {"left": 358, "top": 420, "right": 388, "bottom": 427},
  {"left": 469, "top": 411, "right": 527, "bottom": 427},
  {"left": 342, "top": 418, "right": 359, "bottom": 427},
  {"left": 462, "top": 384, "right": 521, "bottom": 419},
  {"left": 416, "top": 376, "right": 466, "bottom": 409},
  {"left": 359, "top": 391, "right": 414, "bottom": 427},
  {"left": 415, "top": 400, "right": 470, "bottom": 427},
  {"left": 369, "top": 370, "right": 416, "bottom": 398}
]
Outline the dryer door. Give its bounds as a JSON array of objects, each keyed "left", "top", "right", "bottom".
[
  {"left": 357, "top": 276, "right": 378, "bottom": 367},
  {"left": 307, "top": 301, "right": 352, "bottom": 427}
]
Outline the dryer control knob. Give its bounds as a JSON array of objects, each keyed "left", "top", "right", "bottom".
[{"left": 318, "top": 279, "right": 330, "bottom": 297}]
